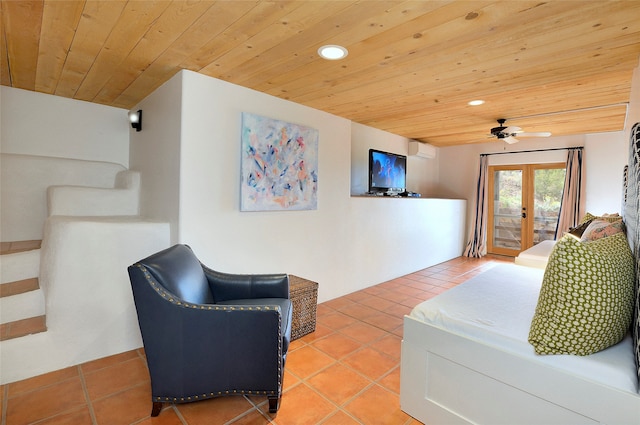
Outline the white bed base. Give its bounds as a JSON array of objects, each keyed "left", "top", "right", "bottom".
[{"left": 401, "top": 316, "right": 640, "bottom": 424}]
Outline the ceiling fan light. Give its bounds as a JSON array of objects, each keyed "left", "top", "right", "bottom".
[{"left": 318, "top": 45, "right": 348, "bottom": 60}]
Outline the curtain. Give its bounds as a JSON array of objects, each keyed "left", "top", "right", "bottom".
[
  {"left": 555, "top": 147, "right": 584, "bottom": 238},
  {"left": 464, "top": 155, "right": 489, "bottom": 257}
]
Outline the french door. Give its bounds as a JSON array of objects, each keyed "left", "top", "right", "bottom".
[{"left": 487, "top": 163, "right": 566, "bottom": 256}]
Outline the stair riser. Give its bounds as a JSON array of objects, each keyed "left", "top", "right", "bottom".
[
  {"left": 0, "top": 249, "right": 40, "bottom": 284},
  {"left": 0, "top": 289, "right": 45, "bottom": 324}
]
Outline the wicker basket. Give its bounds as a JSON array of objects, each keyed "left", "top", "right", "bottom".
[{"left": 289, "top": 275, "right": 318, "bottom": 340}]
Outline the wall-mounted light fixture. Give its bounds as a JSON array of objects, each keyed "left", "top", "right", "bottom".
[{"left": 129, "top": 110, "right": 142, "bottom": 132}]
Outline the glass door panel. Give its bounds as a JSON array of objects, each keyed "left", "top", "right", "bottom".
[
  {"left": 490, "top": 168, "right": 523, "bottom": 253},
  {"left": 533, "top": 168, "right": 566, "bottom": 243}
]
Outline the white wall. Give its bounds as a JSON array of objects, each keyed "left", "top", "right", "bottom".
[
  {"left": 1, "top": 87, "right": 129, "bottom": 167},
  {"left": 350, "top": 123, "right": 439, "bottom": 196},
  {"left": 128, "top": 75, "right": 183, "bottom": 243},
  {"left": 584, "top": 131, "right": 628, "bottom": 214},
  {"left": 129, "top": 71, "right": 466, "bottom": 304}
]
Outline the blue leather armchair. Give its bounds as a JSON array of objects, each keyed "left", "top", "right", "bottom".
[{"left": 128, "top": 244, "right": 292, "bottom": 416}]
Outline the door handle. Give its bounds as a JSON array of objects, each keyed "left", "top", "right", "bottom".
[{"left": 522, "top": 212, "right": 527, "bottom": 218}]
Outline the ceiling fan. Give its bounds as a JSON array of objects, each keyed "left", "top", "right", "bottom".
[{"left": 489, "top": 118, "right": 552, "bottom": 144}]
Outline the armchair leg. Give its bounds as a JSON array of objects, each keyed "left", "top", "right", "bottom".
[
  {"left": 151, "top": 402, "right": 163, "bottom": 417},
  {"left": 268, "top": 395, "right": 281, "bottom": 413}
]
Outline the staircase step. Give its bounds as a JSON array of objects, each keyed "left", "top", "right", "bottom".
[
  {"left": 1, "top": 287, "right": 46, "bottom": 324},
  {"left": 0, "top": 240, "right": 41, "bottom": 255},
  {"left": 0, "top": 315, "right": 47, "bottom": 341},
  {"left": 0, "top": 278, "right": 39, "bottom": 298},
  {"left": 1, "top": 247, "right": 41, "bottom": 284}
]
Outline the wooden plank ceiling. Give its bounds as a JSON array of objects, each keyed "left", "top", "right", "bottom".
[{"left": 2, "top": 0, "right": 640, "bottom": 147}]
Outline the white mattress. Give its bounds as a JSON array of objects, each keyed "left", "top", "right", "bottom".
[
  {"left": 409, "top": 263, "right": 638, "bottom": 393},
  {"left": 515, "top": 239, "right": 556, "bottom": 268}
]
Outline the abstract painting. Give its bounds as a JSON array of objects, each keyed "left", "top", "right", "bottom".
[{"left": 241, "top": 113, "right": 318, "bottom": 211}]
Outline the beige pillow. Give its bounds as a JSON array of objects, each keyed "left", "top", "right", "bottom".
[{"left": 580, "top": 219, "right": 625, "bottom": 242}]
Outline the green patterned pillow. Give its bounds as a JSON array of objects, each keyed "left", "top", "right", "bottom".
[{"left": 529, "top": 232, "right": 634, "bottom": 355}]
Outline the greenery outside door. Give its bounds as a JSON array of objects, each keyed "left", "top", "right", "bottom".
[{"left": 487, "top": 163, "right": 566, "bottom": 256}]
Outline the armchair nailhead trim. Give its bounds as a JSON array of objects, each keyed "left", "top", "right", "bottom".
[{"left": 153, "top": 388, "right": 278, "bottom": 404}]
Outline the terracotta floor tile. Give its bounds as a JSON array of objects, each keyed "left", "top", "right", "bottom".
[
  {"left": 36, "top": 406, "right": 93, "bottom": 425},
  {"left": 228, "top": 408, "right": 272, "bottom": 424},
  {"left": 394, "top": 285, "right": 428, "bottom": 297},
  {"left": 357, "top": 295, "right": 396, "bottom": 312},
  {"left": 316, "top": 311, "right": 358, "bottom": 330},
  {"left": 7, "top": 366, "right": 79, "bottom": 397},
  {"left": 311, "top": 332, "right": 363, "bottom": 359},
  {"left": 316, "top": 303, "right": 335, "bottom": 315},
  {"left": 299, "top": 323, "right": 333, "bottom": 343},
  {"left": 133, "top": 406, "right": 184, "bottom": 425},
  {"left": 176, "top": 395, "right": 256, "bottom": 425},
  {"left": 5, "top": 378, "right": 86, "bottom": 425},
  {"left": 385, "top": 302, "right": 413, "bottom": 318},
  {"left": 307, "top": 363, "right": 371, "bottom": 405},
  {"left": 321, "top": 410, "right": 363, "bottom": 425},
  {"left": 80, "top": 349, "right": 142, "bottom": 374},
  {"left": 378, "top": 290, "right": 413, "bottom": 304},
  {"left": 369, "top": 334, "right": 402, "bottom": 360},
  {"left": 361, "top": 312, "right": 403, "bottom": 332},
  {"left": 285, "top": 345, "right": 336, "bottom": 379},
  {"left": 338, "top": 303, "right": 380, "bottom": 320},
  {"left": 376, "top": 280, "right": 403, "bottom": 290},
  {"left": 391, "top": 325, "right": 403, "bottom": 337},
  {"left": 321, "top": 297, "right": 353, "bottom": 311},
  {"left": 399, "top": 295, "right": 431, "bottom": 308},
  {"left": 92, "top": 383, "right": 153, "bottom": 425},
  {"left": 338, "top": 322, "right": 387, "bottom": 344},
  {"left": 342, "top": 347, "right": 397, "bottom": 380},
  {"left": 282, "top": 369, "right": 301, "bottom": 392},
  {"left": 344, "top": 384, "right": 411, "bottom": 425},
  {"left": 83, "top": 357, "right": 150, "bottom": 400},
  {"left": 378, "top": 366, "right": 401, "bottom": 394},
  {"left": 262, "top": 383, "right": 336, "bottom": 425},
  {"left": 288, "top": 337, "right": 307, "bottom": 352},
  {"left": 343, "top": 290, "right": 374, "bottom": 303}
]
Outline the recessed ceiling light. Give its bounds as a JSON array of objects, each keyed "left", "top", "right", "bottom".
[
  {"left": 468, "top": 99, "right": 485, "bottom": 106},
  {"left": 318, "top": 45, "right": 348, "bottom": 60}
]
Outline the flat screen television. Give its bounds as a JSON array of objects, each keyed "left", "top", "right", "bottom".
[{"left": 368, "top": 149, "right": 407, "bottom": 194}]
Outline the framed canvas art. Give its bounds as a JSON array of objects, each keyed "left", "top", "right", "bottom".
[{"left": 241, "top": 113, "right": 318, "bottom": 211}]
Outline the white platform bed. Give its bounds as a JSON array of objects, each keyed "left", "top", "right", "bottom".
[{"left": 400, "top": 263, "right": 640, "bottom": 424}]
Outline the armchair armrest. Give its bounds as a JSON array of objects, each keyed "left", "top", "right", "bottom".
[{"left": 202, "top": 265, "right": 289, "bottom": 302}]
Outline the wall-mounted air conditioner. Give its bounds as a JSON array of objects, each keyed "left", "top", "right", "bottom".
[{"left": 408, "top": 141, "right": 436, "bottom": 159}]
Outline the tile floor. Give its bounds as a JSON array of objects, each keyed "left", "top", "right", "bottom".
[{"left": 1, "top": 255, "right": 511, "bottom": 425}]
